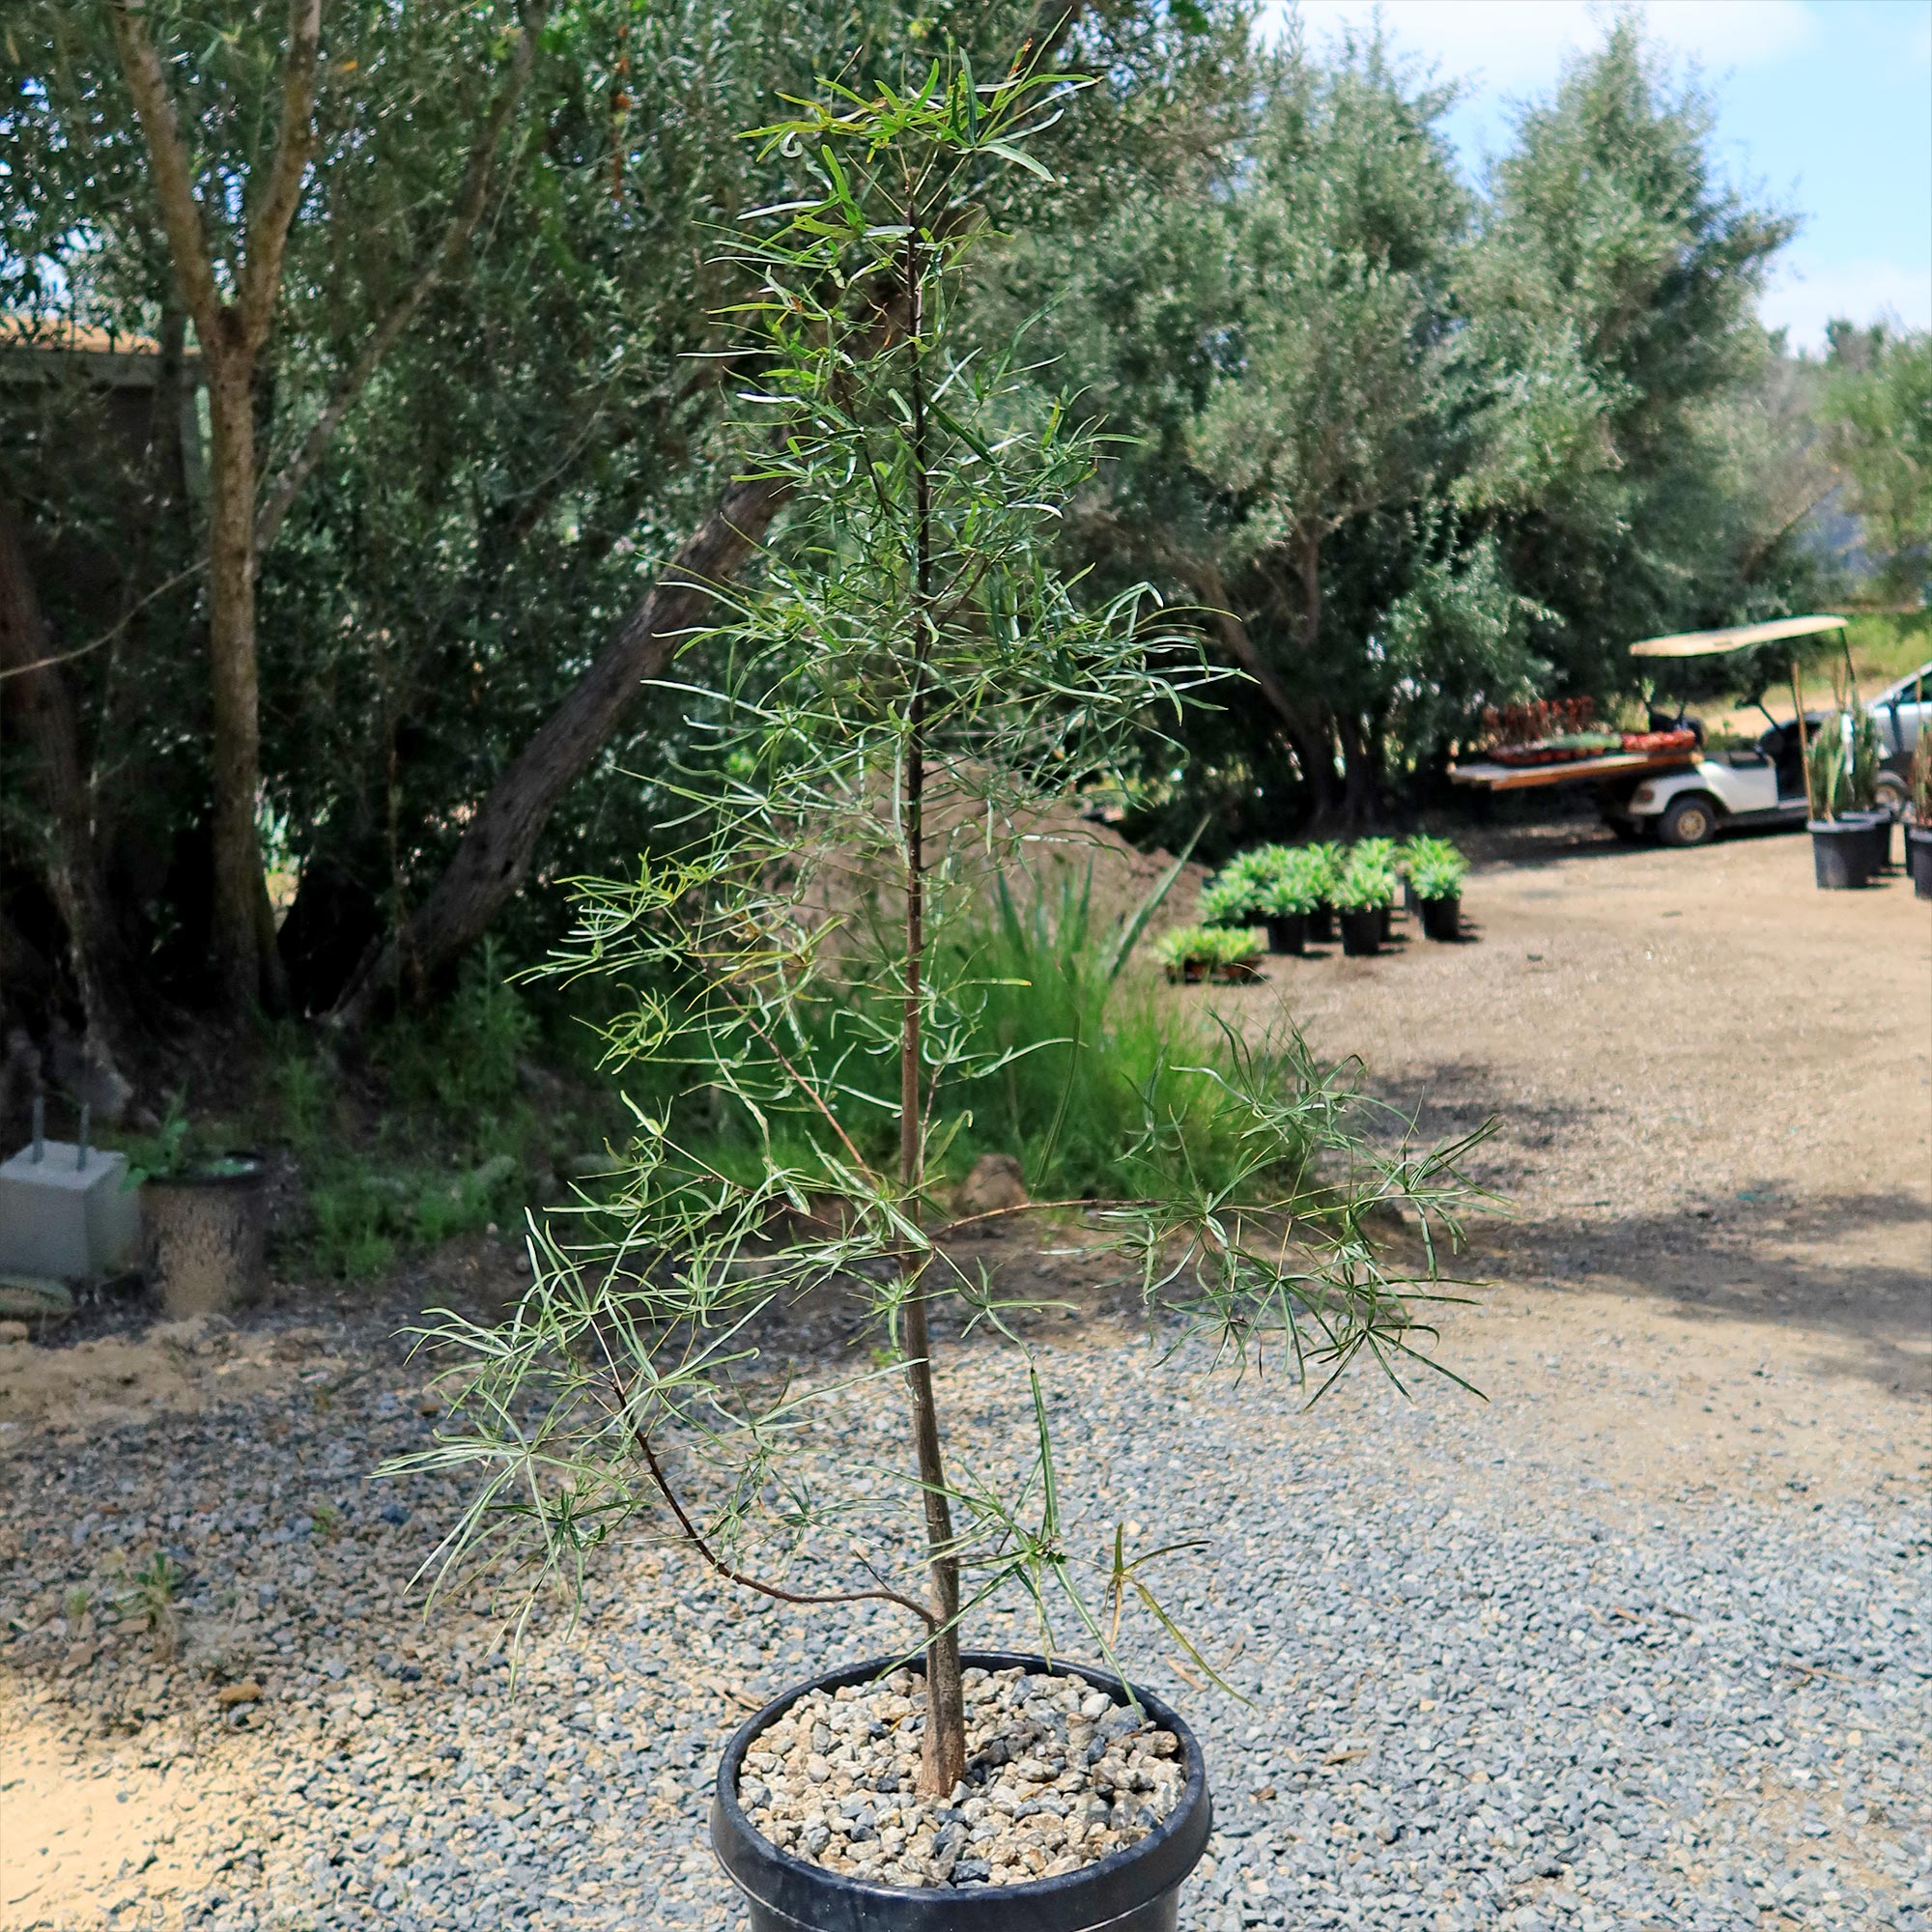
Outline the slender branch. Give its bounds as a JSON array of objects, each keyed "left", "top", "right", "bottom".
[
  {"left": 636, "top": 1431, "right": 935, "bottom": 1628},
  {"left": 106, "top": 0, "right": 226, "bottom": 345},
  {"left": 237, "top": 0, "right": 325, "bottom": 347},
  {"left": 255, "top": 7, "right": 541, "bottom": 549},
  {"left": 707, "top": 977, "right": 878, "bottom": 1181}
]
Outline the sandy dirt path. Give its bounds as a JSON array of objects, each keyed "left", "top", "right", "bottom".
[{"left": 1194, "top": 818, "right": 1931, "bottom": 1503}]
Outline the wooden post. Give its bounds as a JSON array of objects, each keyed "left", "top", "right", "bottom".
[{"left": 1791, "top": 656, "right": 1816, "bottom": 820}]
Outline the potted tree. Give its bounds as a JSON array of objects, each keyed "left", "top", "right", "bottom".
[
  {"left": 127, "top": 1100, "right": 268, "bottom": 1317},
  {"left": 1807, "top": 713, "right": 1876, "bottom": 890},
  {"left": 1409, "top": 842, "right": 1468, "bottom": 942},
  {"left": 394, "top": 71, "right": 1484, "bottom": 1932},
  {"left": 1335, "top": 849, "right": 1395, "bottom": 956}
]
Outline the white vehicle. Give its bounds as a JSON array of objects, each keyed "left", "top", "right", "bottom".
[
  {"left": 1617, "top": 720, "right": 1810, "bottom": 846},
  {"left": 1451, "top": 615, "right": 1918, "bottom": 846}
]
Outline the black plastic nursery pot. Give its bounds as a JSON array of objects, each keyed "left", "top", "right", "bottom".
[
  {"left": 1809, "top": 820, "right": 1873, "bottom": 891},
  {"left": 711, "top": 1651, "right": 1213, "bottom": 1932},
  {"left": 1264, "top": 913, "right": 1306, "bottom": 955},
  {"left": 1417, "top": 895, "right": 1461, "bottom": 942},
  {"left": 1908, "top": 825, "right": 1932, "bottom": 901},
  {"left": 1307, "top": 902, "right": 1336, "bottom": 943},
  {"left": 1377, "top": 904, "right": 1394, "bottom": 942},
  {"left": 1845, "top": 810, "right": 1894, "bottom": 872},
  {"left": 1338, "top": 908, "right": 1382, "bottom": 956}
]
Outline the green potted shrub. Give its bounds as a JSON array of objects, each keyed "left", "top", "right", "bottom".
[
  {"left": 1201, "top": 923, "right": 1266, "bottom": 983},
  {"left": 1334, "top": 850, "right": 1396, "bottom": 957},
  {"left": 1350, "top": 838, "right": 1399, "bottom": 939},
  {"left": 1255, "top": 848, "right": 1323, "bottom": 955},
  {"left": 1403, "top": 838, "right": 1468, "bottom": 941},
  {"left": 1302, "top": 841, "right": 1344, "bottom": 941},
  {"left": 1806, "top": 710, "right": 1882, "bottom": 889},
  {"left": 126, "top": 1100, "right": 268, "bottom": 1317},
  {"left": 389, "top": 71, "right": 1486, "bottom": 1932},
  {"left": 1196, "top": 856, "right": 1266, "bottom": 930},
  {"left": 1154, "top": 923, "right": 1217, "bottom": 984}
]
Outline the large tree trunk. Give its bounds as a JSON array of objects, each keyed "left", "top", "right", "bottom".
[
  {"left": 0, "top": 497, "right": 138, "bottom": 1090},
  {"left": 328, "top": 471, "right": 790, "bottom": 1029}
]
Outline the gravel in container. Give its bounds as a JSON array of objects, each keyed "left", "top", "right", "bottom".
[{"left": 740, "top": 1663, "right": 1186, "bottom": 1887}]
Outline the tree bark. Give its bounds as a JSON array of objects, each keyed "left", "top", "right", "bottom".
[
  {"left": 0, "top": 498, "right": 137, "bottom": 1087},
  {"left": 110, "top": 0, "right": 320, "bottom": 1011},
  {"left": 328, "top": 471, "right": 790, "bottom": 1028},
  {"left": 111, "top": 0, "right": 535, "bottom": 1013},
  {"left": 202, "top": 353, "right": 286, "bottom": 1009}
]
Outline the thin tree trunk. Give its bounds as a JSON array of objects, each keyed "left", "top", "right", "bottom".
[
  {"left": 203, "top": 357, "right": 287, "bottom": 1010},
  {"left": 1337, "top": 713, "right": 1378, "bottom": 828},
  {"left": 112, "top": 0, "right": 533, "bottom": 1015},
  {"left": 327, "top": 471, "right": 789, "bottom": 1028},
  {"left": 0, "top": 497, "right": 137, "bottom": 1089},
  {"left": 898, "top": 231, "right": 965, "bottom": 1798}
]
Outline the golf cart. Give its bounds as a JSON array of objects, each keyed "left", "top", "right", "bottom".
[
  {"left": 1447, "top": 613, "right": 1851, "bottom": 847},
  {"left": 1608, "top": 614, "right": 1855, "bottom": 846}
]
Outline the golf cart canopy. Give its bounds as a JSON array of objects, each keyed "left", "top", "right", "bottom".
[{"left": 1628, "top": 614, "right": 1849, "bottom": 659}]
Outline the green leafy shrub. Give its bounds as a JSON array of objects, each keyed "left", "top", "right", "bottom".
[
  {"left": 1304, "top": 840, "right": 1346, "bottom": 903},
  {"left": 1335, "top": 850, "right": 1397, "bottom": 911},
  {"left": 1404, "top": 837, "right": 1468, "bottom": 900},
  {"left": 1257, "top": 847, "right": 1324, "bottom": 916}
]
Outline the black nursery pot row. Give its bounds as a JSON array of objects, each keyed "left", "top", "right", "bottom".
[
  {"left": 1262, "top": 899, "right": 1460, "bottom": 958},
  {"left": 1810, "top": 812, "right": 1926, "bottom": 893}
]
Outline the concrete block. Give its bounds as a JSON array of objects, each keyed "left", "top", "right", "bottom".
[{"left": 0, "top": 1141, "right": 141, "bottom": 1280}]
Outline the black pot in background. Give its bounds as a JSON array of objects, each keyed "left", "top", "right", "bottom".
[
  {"left": 1338, "top": 908, "right": 1382, "bottom": 956},
  {"left": 712, "top": 1651, "right": 1213, "bottom": 1932},
  {"left": 1418, "top": 895, "right": 1461, "bottom": 942},
  {"left": 1264, "top": 913, "right": 1306, "bottom": 955},
  {"left": 1844, "top": 810, "right": 1895, "bottom": 872},
  {"left": 1809, "top": 820, "right": 1873, "bottom": 891},
  {"left": 1307, "top": 903, "right": 1336, "bottom": 943},
  {"left": 1907, "top": 824, "right": 1932, "bottom": 901},
  {"left": 1402, "top": 877, "right": 1419, "bottom": 915},
  {"left": 1377, "top": 904, "right": 1393, "bottom": 942}
]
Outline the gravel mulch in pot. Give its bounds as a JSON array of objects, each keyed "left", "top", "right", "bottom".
[{"left": 740, "top": 1663, "right": 1185, "bottom": 1887}]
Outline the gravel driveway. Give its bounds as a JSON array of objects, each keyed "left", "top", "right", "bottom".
[
  {"left": 3, "top": 1289, "right": 1926, "bottom": 1932},
  {"left": 4, "top": 822, "right": 1928, "bottom": 1931}
]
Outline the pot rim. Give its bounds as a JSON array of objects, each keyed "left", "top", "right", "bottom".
[{"left": 712, "top": 1648, "right": 1212, "bottom": 1929}]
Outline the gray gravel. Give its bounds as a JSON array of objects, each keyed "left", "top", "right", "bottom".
[{"left": 2, "top": 1297, "right": 1927, "bottom": 1932}]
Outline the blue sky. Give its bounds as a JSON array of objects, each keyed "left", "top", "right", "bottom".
[{"left": 1271, "top": 1, "right": 1932, "bottom": 351}]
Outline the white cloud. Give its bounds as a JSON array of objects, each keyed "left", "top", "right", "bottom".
[
  {"left": 1274, "top": 1, "right": 1820, "bottom": 92},
  {"left": 1761, "top": 252, "right": 1932, "bottom": 351}
]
